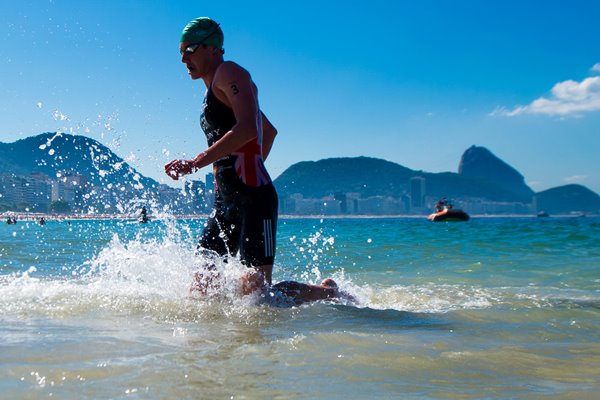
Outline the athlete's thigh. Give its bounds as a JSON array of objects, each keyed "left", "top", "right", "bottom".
[
  {"left": 197, "top": 206, "right": 241, "bottom": 257},
  {"left": 239, "top": 187, "right": 278, "bottom": 266}
]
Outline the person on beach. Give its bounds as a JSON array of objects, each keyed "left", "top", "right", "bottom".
[{"left": 165, "top": 17, "right": 341, "bottom": 304}]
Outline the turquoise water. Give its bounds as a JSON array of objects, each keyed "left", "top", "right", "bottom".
[{"left": 1, "top": 216, "right": 599, "bottom": 399}]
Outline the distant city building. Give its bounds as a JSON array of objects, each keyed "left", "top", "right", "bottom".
[
  {"left": 279, "top": 192, "right": 408, "bottom": 216},
  {"left": 410, "top": 176, "right": 426, "bottom": 210},
  {"left": 0, "top": 173, "right": 52, "bottom": 211},
  {"left": 334, "top": 192, "right": 348, "bottom": 214},
  {"left": 156, "top": 184, "right": 179, "bottom": 209},
  {"left": 354, "top": 195, "right": 406, "bottom": 215},
  {"left": 0, "top": 174, "right": 22, "bottom": 206},
  {"left": 280, "top": 193, "right": 301, "bottom": 214},
  {"left": 458, "top": 198, "right": 533, "bottom": 215},
  {"left": 51, "top": 172, "right": 86, "bottom": 210},
  {"left": 279, "top": 193, "right": 342, "bottom": 215},
  {"left": 28, "top": 173, "right": 52, "bottom": 210},
  {"left": 346, "top": 192, "right": 361, "bottom": 214},
  {"left": 401, "top": 194, "right": 411, "bottom": 212}
]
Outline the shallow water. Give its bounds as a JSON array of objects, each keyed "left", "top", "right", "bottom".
[{"left": 1, "top": 217, "right": 599, "bottom": 399}]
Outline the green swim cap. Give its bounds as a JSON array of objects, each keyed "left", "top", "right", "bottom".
[{"left": 180, "top": 17, "right": 224, "bottom": 49}]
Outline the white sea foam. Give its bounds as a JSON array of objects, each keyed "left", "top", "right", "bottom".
[
  {"left": 6, "top": 219, "right": 595, "bottom": 321},
  {"left": 0, "top": 236, "right": 197, "bottom": 319},
  {"left": 0, "top": 232, "right": 497, "bottom": 321}
]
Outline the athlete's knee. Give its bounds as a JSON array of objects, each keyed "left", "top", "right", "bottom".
[{"left": 240, "top": 269, "right": 268, "bottom": 296}]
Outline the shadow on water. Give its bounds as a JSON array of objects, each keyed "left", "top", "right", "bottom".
[
  {"left": 548, "top": 298, "right": 600, "bottom": 310},
  {"left": 334, "top": 304, "right": 451, "bottom": 330},
  {"left": 277, "top": 302, "right": 453, "bottom": 334}
]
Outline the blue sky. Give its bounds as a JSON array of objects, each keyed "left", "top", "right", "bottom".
[{"left": 2, "top": 0, "right": 600, "bottom": 194}]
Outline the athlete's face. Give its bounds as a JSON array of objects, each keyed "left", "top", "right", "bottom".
[{"left": 180, "top": 42, "right": 213, "bottom": 80}]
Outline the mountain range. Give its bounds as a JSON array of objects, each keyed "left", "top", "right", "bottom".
[
  {"left": 0, "top": 132, "right": 205, "bottom": 214},
  {"left": 273, "top": 146, "right": 599, "bottom": 214},
  {"left": 1, "top": 132, "right": 599, "bottom": 215},
  {"left": 274, "top": 151, "right": 532, "bottom": 203}
]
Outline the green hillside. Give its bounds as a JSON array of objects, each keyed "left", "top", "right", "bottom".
[{"left": 274, "top": 156, "right": 534, "bottom": 202}]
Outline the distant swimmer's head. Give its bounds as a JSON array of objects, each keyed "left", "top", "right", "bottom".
[{"left": 180, "top": 17, "right": 224, "bottom": 52}]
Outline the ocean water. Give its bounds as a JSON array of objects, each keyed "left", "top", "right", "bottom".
[{"left": 1, "top": 216, "right": 599, "bottom": 399}]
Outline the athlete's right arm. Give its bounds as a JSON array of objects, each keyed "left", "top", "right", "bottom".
[{"left": 181, "top": 63, "right": 259, "bottom": 174}]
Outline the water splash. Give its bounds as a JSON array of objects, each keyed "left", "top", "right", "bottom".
[
  {"left": 0, "top": 228, "right": 268, "bottom": 323},
  {"left": 284, "top": 220, "right": 339, "bottom": 284}
]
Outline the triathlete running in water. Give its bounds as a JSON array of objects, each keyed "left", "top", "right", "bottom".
[{"left": 165, "top": 17, "right": 342, "bottom": 303}]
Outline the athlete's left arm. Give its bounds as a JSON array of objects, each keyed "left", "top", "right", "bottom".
[
  {"left": 261, "top": 112, "right": 277, "bottom": 161},
  {"left": 190, "top": 62, "right": 261, "bottom": 171}
]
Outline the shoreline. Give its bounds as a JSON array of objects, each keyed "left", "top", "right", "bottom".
[{"left": 2, "top": 211, "right": 596, "bottom": 222}]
